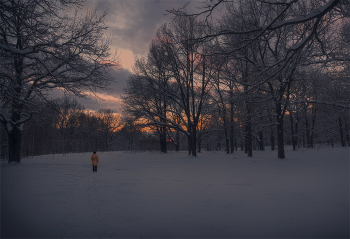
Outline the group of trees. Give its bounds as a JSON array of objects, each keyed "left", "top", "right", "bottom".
[
  {"left": 0, "top": 97, "right": 145, "bottom": 159},
  {"left": 123, "top": 0, "right": 350, "bottom": 158},
  {"left": 1, "top": 0, "right": 349, "bottom": 162},
  {"left": 0, "top": 0, "right": 116, "bottom": 162}
]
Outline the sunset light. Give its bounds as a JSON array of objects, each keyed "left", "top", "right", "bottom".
[
  {"left": 1, "top": 0, "right": 349, "bottom": 238},
  {"left": 119, "top": 49, "right": 135, "bottom": 72}
]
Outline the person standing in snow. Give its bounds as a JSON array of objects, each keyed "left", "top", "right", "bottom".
[{"left": 91, "top": 151, "right": 99, "bottom": 172}]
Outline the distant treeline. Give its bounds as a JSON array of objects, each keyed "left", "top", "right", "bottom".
[{"left": 0, "top": 94, "right": 348, "bottom": 160}]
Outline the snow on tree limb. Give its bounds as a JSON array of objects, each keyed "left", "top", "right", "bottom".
[{"left": 293, "top": 100, "right": 350, "bottom": 109}]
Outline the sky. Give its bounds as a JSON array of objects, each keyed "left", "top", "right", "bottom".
[{"left": 63, "top": 0, "right": 205, "bottom": 114}]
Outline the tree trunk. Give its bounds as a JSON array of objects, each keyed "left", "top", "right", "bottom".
[
  {"left": 305, "top": 109, "right": 313, "bottom": 148},
  {"left": 245, "top": 119, "right": 253, "bottom": 157},
  {"left": 175, "top": 130, "right": 180, "bottom": 151},
  {"left": 8, "top": 19, "right": 24, "bottom": 163},
  {"left": 310, "top": 107, "right": 317, "bottom": 148},
  {"left": 197, "top": 131, "right": 201, "bottom": 153},
  {"left": 243, "top": 62, "right": 252, "bottom": 157},
  {"left": 191, "top": 126, "right": 197, "bottom": 156},
  {"left": 275, "top": 94, "right": 286, "bottom": 158},
  {"left": 221, "top": 105, "right": 230, "bottom": 154},
  {"left": 295, "top": 117, "right": 299, "bottom": 149},
  {"left": 187, "top": 133, "right": 192, "bottom": 156},
  {"left": 230, "top": 89, "right": 235, "bottom": 154},
  {"left": 230, "top": 123, "right": 234, "bottom": 153},
  {"left": 345, "top": 118, "right": 350, "bottom": 147},
  {"left": 224, "top": 126, "right": 230, "bottom": 154},
  {"left": 277, "top": 117, "right": 285, "bottom": 159},
  {"left": 163, "top": 126, "right": 167, "bottom": 153},
  {"left": 338, "top": 117, "right": 346, "bottom": 147},
  {"left": 159, "top": 134, "right": 166, "bottom": 153},
  {"left": 290, "top": 112, "right": 297, "bottom": 151},
  {"left": 8, "top": 126, "right": 22, "bottom": 163},
  {"left": 270, "top": 126, "right": 275, "bottom": 151},
  {"left": 258, "top": 131, "right": 264, "bottom": 151}
]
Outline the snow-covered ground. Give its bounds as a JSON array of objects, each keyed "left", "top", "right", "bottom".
[{"left": 1, "top": 147, "right": 349, "bottom": 238}]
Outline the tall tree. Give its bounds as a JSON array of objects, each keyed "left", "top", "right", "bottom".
[
  {"left": 0, "top": 0, "right": 115, "bottom": 162},
  {"left": 132, "top": 36, "right": 173, "bottom": 153},
  {"left": 162, "top": 16, "right": 213, "bottom": 156},
  {"left": 123, "top": 17, "right": 213, "bottom": 156}
]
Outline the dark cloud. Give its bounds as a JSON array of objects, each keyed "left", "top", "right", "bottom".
[
  {"left": 66, "top": 0, "right": 204, "bottom": 112},
  {"left": 72, "top": 67, "right": 132, "bottom": 113},
  {"left": 48, "top": 68, "right": 131, "bottom": 113},
  {"left": 106, "top": 67, "right": 131, "bottom": 95},
  {"left": 85, "top": 0, "right": 202, "bottom": 56}
]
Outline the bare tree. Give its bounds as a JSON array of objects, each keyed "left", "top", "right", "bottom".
[
  {"left": 97, "top": 108, "right": 122, "bottom": 151},
  {"left": 0, "top": 0, "right": 115, "bottom": 162},
  {"left": 167, "top": 0, "right": 349, "bottom": 157},
  {"left": 54, "top": 97, "right": 85, "bottom": 154},
  {"left": 170, "top": 0, "right": 345, "bottom": 53},
  {"left": 123, "top": 17, "right": 213, "bottom": 156},
  {"left": 163, "top": 16, "right": 214, "bottom": 156},
  {"left": 119, "top": 117, "right": 142, "bottom": 151},
  {"left": 122, "top": 72, "right": 171, "bottom": 153},
  {"left": 133, "top": 36, "right": 173, "bottom": 153}
]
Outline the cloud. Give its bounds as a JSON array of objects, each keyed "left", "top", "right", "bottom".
[
  {"left": 79, "top": 67, "right": 131, "bottom": 113},
  {"left": 118, "top": 49, "right": 135, "bottom": 71},
  {"left": 106, "top": 67, "right": 131, "bottom": 95},
  {"left": 81, "top": 91, "right": 124, "bottom": 113},
  {"left": 85, "top": 0, "right": 202, "bottom": 57},
  {"left": 66, "top": 0, "right": 204, "bottom": 113},
  {"left": 82, "top": 66, "right": 132, "bottom": 112},
  {"left": 47, "top": 67, "right": 131, "bottom": 113}
]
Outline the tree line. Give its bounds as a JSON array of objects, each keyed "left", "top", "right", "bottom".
[
  {"left": 0, "top": 97, "right": 140, "bottom": 159},
  {"left": 122, "top": 0, "right": 350, "bottom": 158},
  {"left": 1, "top": 0, "right": 349, "bottom": 162},
  {"left": 0, "top": 0, "right": 116, "bottom": 162}
]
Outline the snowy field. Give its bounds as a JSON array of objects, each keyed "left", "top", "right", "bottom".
[{"left": 1, "top": 147, "right": 349, "bottom": 238}]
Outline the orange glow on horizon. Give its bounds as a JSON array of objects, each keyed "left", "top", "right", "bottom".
[{"left": 100, "top": 60, "right": 121, "bottom": 68}]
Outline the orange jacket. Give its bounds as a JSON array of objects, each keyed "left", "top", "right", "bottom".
[{"left": 91, "top": 154, "right": 99, "bottom": 166}]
